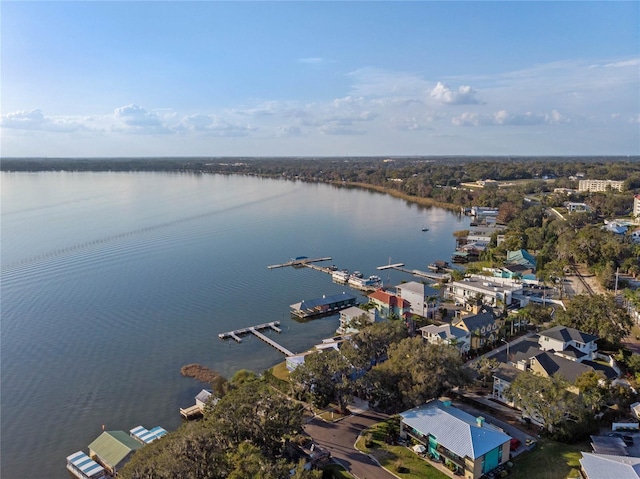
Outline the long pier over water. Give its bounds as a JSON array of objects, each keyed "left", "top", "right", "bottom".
[{"left": 218, "top": 321, "right": 294, "bottom": 357}]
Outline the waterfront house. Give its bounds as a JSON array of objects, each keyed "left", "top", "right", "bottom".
[
  {"left": 395, "top": 281, "right": 441, "bottom": 319},
  {"left": 337, "top": 306, "right": 377, "bottom": 335},
  {"left": 367, "top": 288, "right": 409, "bottom": 319},
  {"left": 180, "top": 389, "right": 215, "bottom": 419},
  {"left": 88, "top": 431, "right": 142, "bottom": 476},
  {"left": 399, "top": 398, "right": 512, "bottom": 479},
  {"left": 419, "top": 324, "right": 470, "bottom": 354}
]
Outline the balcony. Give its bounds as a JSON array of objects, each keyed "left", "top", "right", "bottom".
[{"left": 436, "top": 445, "right": 466, "bottom": 468}]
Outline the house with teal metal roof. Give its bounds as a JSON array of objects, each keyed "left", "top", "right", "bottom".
[
  {"left": 506, "top": 249, "right": 537, "bottom": 271},
  {"left": 400, "top": 398, "right": 511, "bottom": 479}
]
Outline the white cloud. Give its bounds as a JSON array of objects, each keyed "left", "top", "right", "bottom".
[
  {"left": 179, "top": 114, "right": 256, "bottom": 137},
  {"left": 392, "top": 116, "right": 432, "bottom": 131},
  {"left": 276, "top": 125, "right": 302, "bottom": 137},
  {"left": 298, "top": 57, "right": 324, "bottom": 64},
  {"left": 347, "top": 67, "right": 431, "bottom": 97},
  {"left": 452, "top": 109, "right": 567, "bottom": 127},
  {"left": 1, "top": 109, "right": 85, "bottom": 132},
  {"left": 430, "top": 82, "right": 481, "bottom": 105},
  {"left": 319, "top": 123, "right": 366, "bottom": 135}
]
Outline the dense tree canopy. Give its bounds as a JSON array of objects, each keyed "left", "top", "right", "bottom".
[
  {"left": 555, "top": 294, "right": 633, "bottom": 348},
  {"left": 363, "top": 338, "right": 468, "bottom": 412},
  {"left": 121, "top": 379, "right": 311, "bottom": 479}
]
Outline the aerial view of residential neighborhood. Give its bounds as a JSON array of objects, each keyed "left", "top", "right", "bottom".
[{"left": 7, "top": 155, "right": 640, "bottom": 479}]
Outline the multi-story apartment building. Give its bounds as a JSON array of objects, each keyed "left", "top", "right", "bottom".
[{"left": 578, "top": 179, "right": 624, "bottom": 192}]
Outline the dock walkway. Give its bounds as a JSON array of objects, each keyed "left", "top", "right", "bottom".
[{"left": 218, "top": 321, "right": 294, "bottom": 357}]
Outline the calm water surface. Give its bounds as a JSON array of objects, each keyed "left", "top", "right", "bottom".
[{"left": 0, "top": 171, "right": 471, "bottom": 478}]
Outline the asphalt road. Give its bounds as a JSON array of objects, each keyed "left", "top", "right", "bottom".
[{"left": 303, "top": 410, "right": 397, "bottom": 479}]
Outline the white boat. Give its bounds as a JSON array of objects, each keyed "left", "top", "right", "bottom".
[
  {"left": 348, "top": 275, "right": 383, "bottom": 290},
  {"left": 332, "top": 270, "right": 350, "bottom": 283}
]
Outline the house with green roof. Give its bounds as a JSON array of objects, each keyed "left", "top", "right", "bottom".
[
  {"left": 88, "top": 431, "right": 142, "bottom": 475},
  {"left": 399, "top": 398, "right": 511, "bottom": 479},
  {"left": 506, "top": 249, "right": 537, "bottom": 271}
]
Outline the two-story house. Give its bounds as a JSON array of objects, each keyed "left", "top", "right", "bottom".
[
  {"left": 400, "top": 398, "right": 512, "bottom": 479},
  {"left": 538, "top": 325, "right": 598, "bottom": 361},
  {"left": 419, "top": 324, "right": 470, "bottom": 354},
  {"left": 452, "top": 306, "right": 501, "bottom": 351}
]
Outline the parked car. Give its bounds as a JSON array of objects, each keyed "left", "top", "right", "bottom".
[{"left": 510, "top": 438, "right": 521, "bottom": 451}]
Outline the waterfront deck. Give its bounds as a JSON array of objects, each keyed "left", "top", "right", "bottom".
[
  {"left": 218, "top": 321, "right": 294, "bottom": 356},
  {"left": 180, "top": 404, "right": 203, "bottom": 420}
]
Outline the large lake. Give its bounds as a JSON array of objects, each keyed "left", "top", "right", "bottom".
[{"left": 0, "top": 171, "right": 471, "bottom": 478}]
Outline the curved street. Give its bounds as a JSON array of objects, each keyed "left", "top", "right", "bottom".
[{"left": 302, "top": 410, "right": 397, "bottom": 479}]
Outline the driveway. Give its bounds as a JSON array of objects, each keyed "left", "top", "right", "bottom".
[
  {"left": 453, "top": 400, "right": 538, "bottom": 457},
  {"left": 302, "top": 410, "right": 397, "bottom": 479}
]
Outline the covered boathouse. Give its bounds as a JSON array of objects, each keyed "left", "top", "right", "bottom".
[
  {"left": 290, "top": 292, "right": 357, "bottom": 319},
  {"left": 66, "top": 451, "right": 105, "bottom": 479}
]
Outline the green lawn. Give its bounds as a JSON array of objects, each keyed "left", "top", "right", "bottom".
[
  {"left": 270, "top": 361, "right": 290, "bottom": 381},
  {"left": 321, "top": 463, "right": 354, "bottom": 479},
  {"left": 509, "top": 438, "right": 585, "bottom": 479},
  {"left": 355, "top": 423, "right": 450, "bottom": 479}
]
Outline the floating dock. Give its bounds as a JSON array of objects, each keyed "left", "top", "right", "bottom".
[
  {"left": 268, "top": 257, "right": 332, "bottom": 269},
  {"left": 218, "top": 321, "right": 294, "bottom": 357}
]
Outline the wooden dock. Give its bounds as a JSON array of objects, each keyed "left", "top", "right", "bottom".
[
  {"left": 268, "top": 257, "right": 332, "bottom": 269},
  {"left": 376, "top": 262, "right": 450, "bottom": 281},
  {"left": 376, "top": 262, "right": 405, "bottom": 270},
  {"left": 250, "top": 328, "right": 294, "bottom": 356},
  {"left": 218, "top": 321, "right": 294, "bottom": 357}
]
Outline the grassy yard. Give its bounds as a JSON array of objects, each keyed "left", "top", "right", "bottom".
[
  {"left": 355, "top": 423, "right": 450, "bottom": 479},
  {"left": 321, "top": 463, "right": 354, "bottom": 479},
  {"left": 270, "top": 361, "right": 290, "bottom": 381},
  {"left": 509, "top": 438, "right": 586, "bottom": 479}
]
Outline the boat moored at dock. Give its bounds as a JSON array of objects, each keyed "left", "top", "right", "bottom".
[{"left": 348, "top": 274, "right": 383, "bottom": 291}]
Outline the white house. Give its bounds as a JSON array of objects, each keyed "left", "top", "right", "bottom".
[
  {"left": 395, "top": 281, "right": 441, "bottom": 318},
  {"left": 337, "top": 306, "right": 377, "bottom": 335},
  {"left": 447, "top": 277, "right": 522, "bottom": 309},
  {"left": 419, "top": 324, "right": 470, "bottom": 353},
  {"left": 537, "top": 325, "right": 598, "bottom": 361}
]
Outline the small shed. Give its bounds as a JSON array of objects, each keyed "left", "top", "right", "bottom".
[{"left": 195, "top": 389, "right": 212, "bottom": 409}]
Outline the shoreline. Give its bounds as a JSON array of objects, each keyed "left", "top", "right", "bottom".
[{"left": 331, "top": 180, "right": 461, "bottom": 212}]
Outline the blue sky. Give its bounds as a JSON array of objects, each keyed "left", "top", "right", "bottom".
[{"left": 2, "top": 1, "right": 639, "bottom": 157}]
